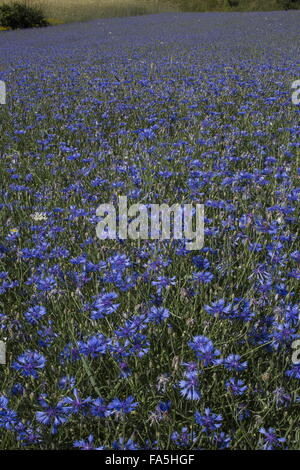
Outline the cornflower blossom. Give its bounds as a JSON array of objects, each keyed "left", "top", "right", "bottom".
[
  {"left": 259, "top": 427, "right": 286, "bottom": 450},
  {"left": 195, "top": 408, "right": 223, "bottom": 433},
  {"left": 12, "top": 351, "right": 46, "bottom": 379},
  {"left": 179, "top": 371, "right": 201, "bottom": 400},
  {"left": 74, "top": 435, "right": 105, "bottom": 450}
]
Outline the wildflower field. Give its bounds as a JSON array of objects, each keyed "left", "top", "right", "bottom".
[{"left": 0, "top": 11, "right": 300, "bottom": 450}]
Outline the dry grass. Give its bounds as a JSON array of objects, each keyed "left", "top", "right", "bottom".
[
  {"left": 1, "top": 0, "right": 298, "bottom": 26},
  {"left": 2, "top": 0, "right": 175, "bottom": 23}
]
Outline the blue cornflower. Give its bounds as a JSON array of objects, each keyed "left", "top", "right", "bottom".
[
  {"left": 108, "top": 253, "right": 131, "bottom": 271},
  {"left": 275, "top": 283, "right": 288, "bottom": 297},
  {"left": 179, "top": 371, "right": 201, "bottom": 400},
  {"left": 0, "top": 312, "right": 7, "bottom": 330},
  {"left": 236, "top": 403, "right": 251, "bottom": 421},
  {"left": 273, "top": 388, "right": 292, "bottom": 408},
  {"left": 272, "top": 322, "right": 298, "bottom": 350},
  {"left": 148, "top": 306, "right": 170, "bottom": 323},
  {"left": 189, "top": 336, "right": 221, "bottom": 366},
  {"left": 291, "top": 250, "right": 300, "bottom": 263},
  {"left": 116, "top": 273, "right": 138, "bottom": 292},
  {"left": 192, "top": 255, "right": 210, "bottom": 270},
  {"left": 204, "top": 299, "right": 232, "bottom": 318},
  {"left": 285, "top": 363, "right": 300, "bottom": 379},
  {"left": 259, "top": 427, "right": 286, "bottom": 450},
  {"left": 195, "top": 342, "right": 221, "bottom": 367},
  {"left": 74, "top": 435, "right": 105, "bottom": 450},
  {"left": 90, "top": 292, "right": 119, "bottom": 320},
  {"left": 225, "top": 378, "right": 248, "bottom": 396},
  {"left": 0, "top": 280, "right": 19, "bottom": 294},
  {"left": 78, "top": 334, "right": 109, "bottom": 358},
  {"left": 222, "top": 354, "right": 248, "bottom": 371},
  {"left": 0, "top": 396, "right": 9, "bottom": 408},
  {"left": 192, "top": 271, "right": 214, "bottom": 283},
  {"left": 195, "top": 408, "right": 223, "bottom": 433},
  {"left": 212, "top": 432, "right": 231, "bottom": 449},
  {"left": 182, "top": 362, "right": 198, "bottom": 372},
  {"left": 129, "top": 333, "right": 150, "bottom": 357},
  {"left": 90, "top": 398, "right": 109, "bottom": 417},
  {"left": 142, "top": 439, "right": 160, "bottom": 450},
  {"left": 285, "top": 304, "right": 300, "bottom": 325},
  {"left": 0, "top": 408, "right": 18, "bottom": 431},
  {"left": 37, "top": 321, "right": 57, "bottom": 347},
  {"left": 234, "top": 298, "right": 255, "bottom": 321},
  {"left": 149, "top": 400, "right": 172, "bottom": 423},
  {"left": 36, "top": 400, "right": 69, "bottom": 433},
  {"left": 171, "top": 427, "right": 197, "bottom": 447},
  {"left": 118, "top": 361, "right": 132, "bottom": 378},
  {"left": 152, "top": 276, "right": 176, "bottom": 294},
  {"left": 12, "top": 350, "right": 46, "bottom": 378},
  {"left": 58, "top": 389, "right": 92, "bottom": 415},
  {"left": 0, "top": 396, "right": 17, "bottom": 430},
  {"left": 112, "top": 438, "right": 138, "bottom": 450},
  {"left": 157, "top": 400, "right": 171, "bottom": 413},
  {"left": 188, "top": 335, "right": 213, "bottom": 351},
  {"left": 60, "top": 342, "right": 80, "bottom": 363},
  {"left": 107, "top": 396, "right": 138, "bottom": 414},
  {"left": 16, "top": 423, "right": 42, "bottom": 446},
  {"left": 24, "top": 305, "right": 46, "bottom": 325},
  {"left": 11, "top": 383, "right": 24, "bottom": 396},
  {"left": 36, "top": 275, "right": 57, "bottom": 292},
  {"left": 58, "top": 375, "right": 76, "bottom": 390},
  {"left": 115, "top": 319, "right": 139, "bottom": 338}
]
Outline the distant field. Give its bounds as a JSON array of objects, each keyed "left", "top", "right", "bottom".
[
  {"left": 3, "top": 0, "right": 175, "bottom": 23},
  {"left": 1, "top": 0, "right": 300, "bottom": 24}
]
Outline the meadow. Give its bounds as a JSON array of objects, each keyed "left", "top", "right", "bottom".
[
  {"left": 0, "top": 10, "right": 300, "bottom": 450},
  {"left": 2, "top": 0, "right": 175, "bottom": 24}
]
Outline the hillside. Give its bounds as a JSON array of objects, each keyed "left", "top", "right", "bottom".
[{"left": 1, "top": 0, "right": 300, "bottom": 24}]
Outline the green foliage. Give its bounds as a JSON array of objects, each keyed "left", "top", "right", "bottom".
[
  {"left": 277, "top": 0, "right": 300, "bottom": 9},
  {"left": 171, "top": 0, "right": 300, "bottom": 11},
  {"left": 0, "top": 1, "right": 49, "bottom": 29},
  {"left": 228, "top": 0, "right": 239, "bottom": 7}
]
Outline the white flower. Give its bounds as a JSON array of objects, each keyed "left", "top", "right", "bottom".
[{"left": 30, "top": 212, "right": 48, "bottom": 222}]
